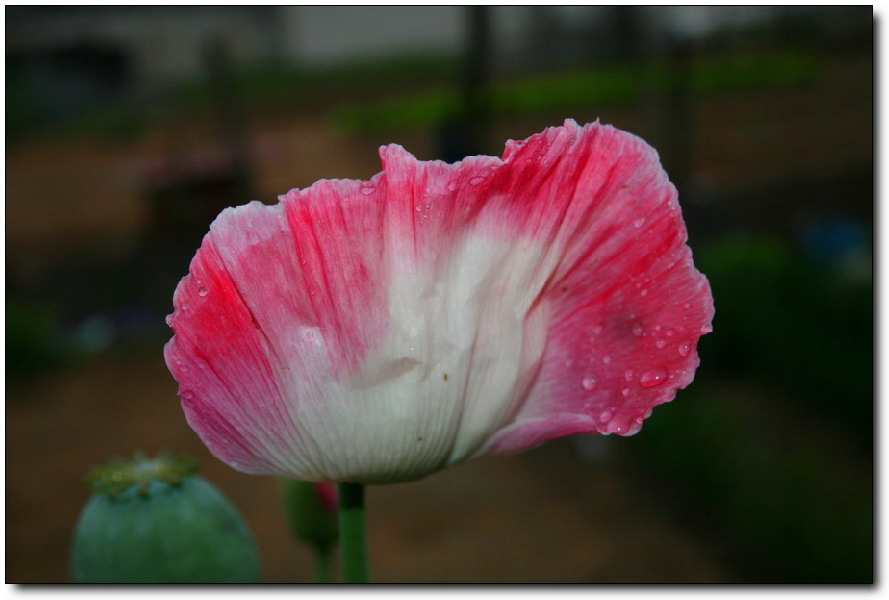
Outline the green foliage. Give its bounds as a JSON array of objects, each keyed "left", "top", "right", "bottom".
[
  {"left": 332, "top": 51, "right": 822, "bottom": 134},
  {"left": 633, "top": 233, "right": 872, "bottom": 582},
  {"left": 695, "top": 234, "right": 872, "bottom": 440},
  {"left": 6, "top": 299, "right": 72, "bottom": 378},
  {"left": 637, "top": 377, "right": 872, "bottom": 583}
]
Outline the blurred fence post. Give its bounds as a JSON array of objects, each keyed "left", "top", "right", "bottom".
[
  {"left": 663, "top": 35, "right": 694, "bottom": 200},
  {"left": 438, "top": 5, "right": 491, "bottom": 161},
  {"left": 203, "top": 37, "right": 254, "bottom": 202}
]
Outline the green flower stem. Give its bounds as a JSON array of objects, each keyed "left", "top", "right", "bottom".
[
  {"left": 313, "top": 546, "right": 333, "bottom": 583},
  {"left": 337, "top": 483, "right": 368, "bottom": 583}
]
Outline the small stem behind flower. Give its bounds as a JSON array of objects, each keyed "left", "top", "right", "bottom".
[
  {"left": 337, "top": 483, "right": 368, "bottom": 583},
  {"left": 314, "top": 545, "right": 333, "bottom": 583}
]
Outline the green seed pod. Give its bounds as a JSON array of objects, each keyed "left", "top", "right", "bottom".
[{"left": 71, "top": 453, "right": 260, "bottom": 583}]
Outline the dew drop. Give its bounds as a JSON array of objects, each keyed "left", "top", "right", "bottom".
[
  {"left": 598, "top": 410, "right": 613, "bottom": 423},
  {"left": 593, "top": 325, "right": 604, "bottom": 336},
  {"left": 621, "top": 387, "right": 630, "bottom": 398},
  {"left": 632, "top": 323, "right": 644, "bottom": 337},
  {"left": 446, "top": 180, "right": 458, "bottom": 192},
  {"left": 582, "top": 377, "right": 596, "bottom": 390},
  {"left": 602, "top": 356, "right": 612, "bottom": 365},
  {"left": 640, "top": 367, "right": 668, "bottom": 388},
  {"left": 469, "top": 176, "right": 485, "bottom": 186},
  {"left": 198, "top": 286, "right": 208, "bottom": 297},
  {"left": 655, "top": 339, "right": 667, "bottom": 349},
  {"left": 415, "top": 205, "right": 423, "bottom": 212},
  {"left": 633, "top": 217, "right": 645, "bottom": 229},
  {"left": 640, "top": 289, "right": 649, "bottom": 297},
  {"left": 665, "top": 328, "right": 675, "bottom": 337},
  {"left": 360, "top": 184, "right": 374, "bottom": 196},
  {"left": 678, "top": 342, "right": 691, "bottom": 357},
  {"left": 182, "top": 390, "right": 194, "bottom": 401},
  {"left": 684, "top": 302, "right": 691, "bottom": 310},
  {"left": 625, "top": 420, "right": 644, "bottom": 436},
  {"left": 624, "top": 369, "right": 635, "bottom": 381}
]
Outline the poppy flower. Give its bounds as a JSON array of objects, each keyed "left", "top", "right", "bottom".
[{"left": 164, "top": 119, "right": 714, "bottom": 484}]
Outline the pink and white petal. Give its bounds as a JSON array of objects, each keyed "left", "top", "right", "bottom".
[
  {"left": 166, "top": 186, "right": 391, "bottom": 480},
  {"left": 166, "top": 155, "right": 546, "bottom": 481},
  {"left": 166, "top": 119, "right": 712, "bottom": 482},
  {"left": 475, "top": 120, "right": 714, "bottom": 456}
]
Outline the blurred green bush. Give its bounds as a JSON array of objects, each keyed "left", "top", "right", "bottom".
[
  {"left": 6, "top": 299, "right": 74, "bottom": 379},
  {"left": 634, "top": 233, "right": 872, "bottom": 583},
  {"left": 331, "top": 51, "right": 821, "bottom": 135}
]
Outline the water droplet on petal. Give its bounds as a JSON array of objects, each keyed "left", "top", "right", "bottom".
[
  {"left": 598, "top": 410, "right": 613, "bottom": 423},
  {"left": 678, "top": 342, "right": 691, "bottom": 357},
  {"left": 625, "top": 420, "right": 644, "bottom": 436},
  {"left": 198, "top": 287, "right": 208, "bottom": 297},
  {"left": 360, "top": 184, "right": 375, "bottom": 196},
  {"left": 655, "top": 339, "right": 667, "bottom": 349},
  {"left": 665, "top": 328, "right": 675, "bottom": 337},
  {"left": 582, "top": 377, "right": 596, "bottom": 390},
  {"left": 632, "top": 323, "right": 644, "bottom": 337},
  {"left": 684, "top": 302, "right": 691, "bottom": 310},
  {"left": 602, "top": 356, "right": 612, "bottom": 365},
  {"left": 182, "top": 390, "right": 194, "bottom": 400},
  {"left": 624, "top": 369, "right": 635, "bottom": 381},
  {"left": 633, "top": 217, "right": 645, "bottom": 229},
  {"left": 446, "top": 180, "right": 458, "bottom": 192},
  {"left": 640, "top": 367, "right": 668, "bottom": 388},
  {"left": 469, "top": 176, "right": 485, "bottom": 186},
  {"left": 593, "top": 325, "right": 604, "bottom": 336},
  {"left": 621, "top": 387, "right": 630, "bottom": 398},
  {"left": 640, "top": 289, "right": 649, "bottom": 297}
]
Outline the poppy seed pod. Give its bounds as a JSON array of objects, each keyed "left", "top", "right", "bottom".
[
  {"left": 165, "top": 120, "right": 714, "bottom": 484},
  {"left": 70, "top": 454, "right": 260, "bottom": 583}
]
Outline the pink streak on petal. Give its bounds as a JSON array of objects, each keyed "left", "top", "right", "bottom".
[
  {"left": 477, "top": 120, "right": 714, "bottom": 454},
  {"left": 166, "top": 184, "right": 393, "bottom": 476},
  {"left": 164, "top": 237, "right": 299, "bottom": 475}
]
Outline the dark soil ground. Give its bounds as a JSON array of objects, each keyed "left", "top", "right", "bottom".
[{"left": 6, "top": 346, "right": 733, "bottom": 583}]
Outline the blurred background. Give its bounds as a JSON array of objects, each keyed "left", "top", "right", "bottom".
[{"left": 6, "top": 5, "right": 872, "bottom": 583}]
